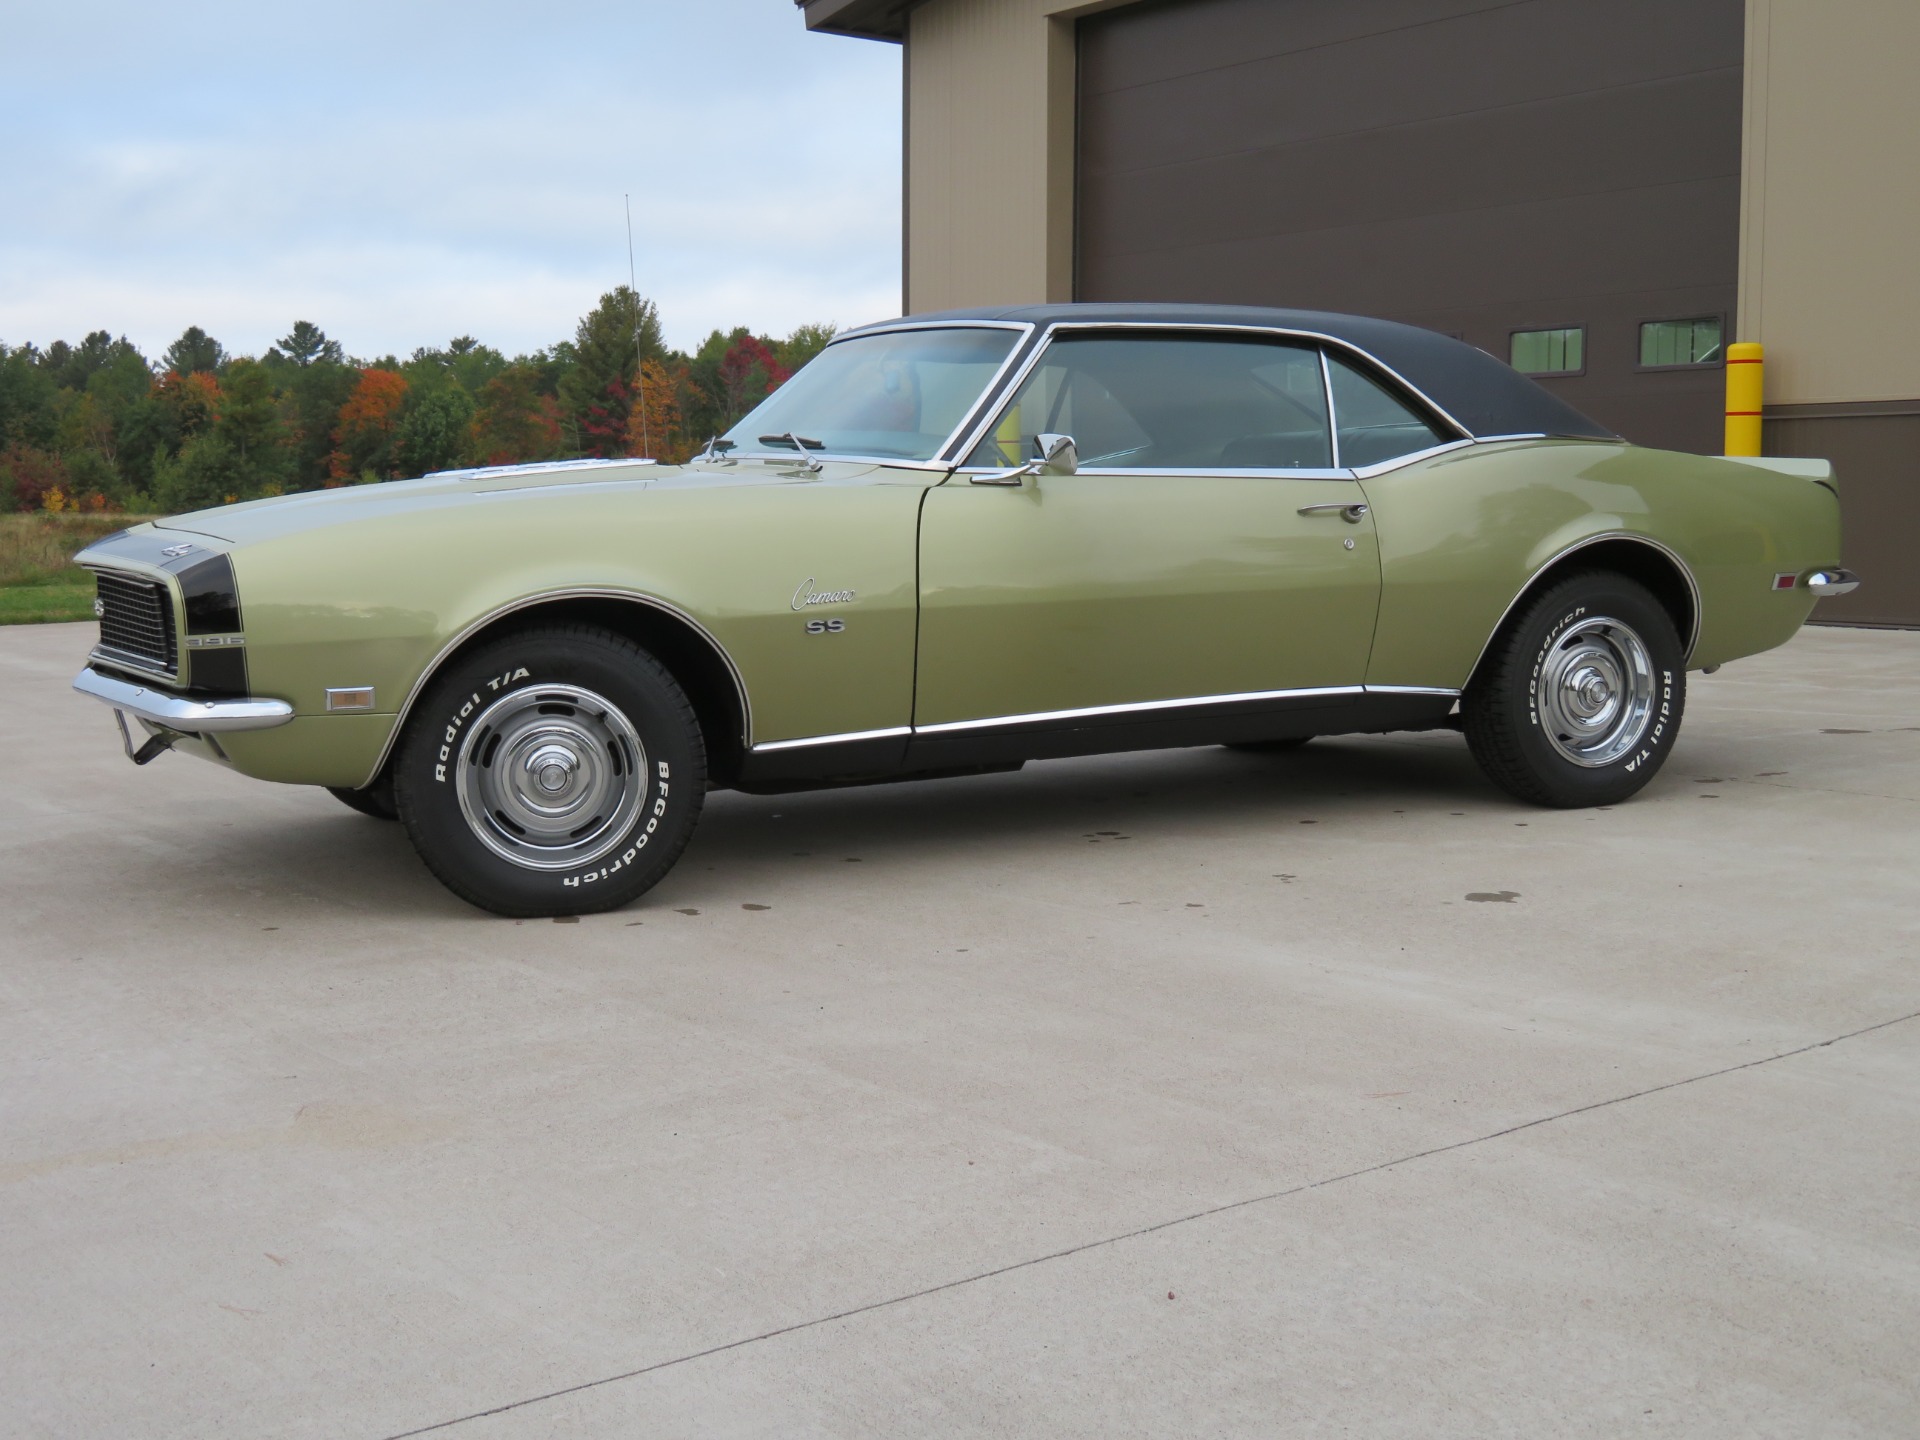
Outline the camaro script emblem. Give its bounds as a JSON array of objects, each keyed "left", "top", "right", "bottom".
[
  {"left": 160, "top": 542, "right": 196, "bottom": 558},
  {"left": 791, "top": 578, "right": 855, "bottom": 612}
]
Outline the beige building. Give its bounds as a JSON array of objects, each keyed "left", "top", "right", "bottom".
[{"left": 799, "top": 0, "right": 1918, "bottom": 625}]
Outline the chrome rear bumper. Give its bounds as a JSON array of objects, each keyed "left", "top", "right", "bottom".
[
  {"left": 73, "top": 666, "right": 295, "bottom": 733},
  {"left": 1806, "top": 567, "right": 1862, "bottom": 598}
]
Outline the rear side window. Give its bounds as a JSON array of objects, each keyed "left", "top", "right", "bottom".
[
  {"left": 964, "top": 334, "right": 1333, "bottom": 471},
  {"left": 1325, "top": 354, "right": 1449, "bottom": 468}
]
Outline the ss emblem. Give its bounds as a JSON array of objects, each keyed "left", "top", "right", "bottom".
[{"left": 805, "top": 618, "right": 846, "bottom": 635}]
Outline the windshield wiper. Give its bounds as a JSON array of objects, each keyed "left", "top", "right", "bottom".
[
  {"left": 759, "top": 433, "right": 825, "bottom": 472},
  {"left": 695, "top": 436, "right": 736, "bottom": 464}
]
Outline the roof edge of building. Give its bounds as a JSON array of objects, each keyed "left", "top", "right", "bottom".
[{"left": 797, "top": 0, "right": 913, "bottom": 42}]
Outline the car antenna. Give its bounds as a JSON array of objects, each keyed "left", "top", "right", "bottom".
[{"left": 626, "top": 194, "right": 650, "bottom": 461}]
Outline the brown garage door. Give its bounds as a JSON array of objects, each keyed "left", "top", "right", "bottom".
[{"left": 1077, "top": 0, "right": 1744, "bottom": 456}]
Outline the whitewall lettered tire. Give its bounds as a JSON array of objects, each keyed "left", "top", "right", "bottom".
[
  {"left": 393, "top": 625, "right": 705, "bottom": 916},
  {"left": 1463, "top": 571, "right": 1685, "bottom": 807}
]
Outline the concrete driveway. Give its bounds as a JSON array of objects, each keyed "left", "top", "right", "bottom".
[{"left": 3, "top": 620, "right": 1917, "bottom": 1438}]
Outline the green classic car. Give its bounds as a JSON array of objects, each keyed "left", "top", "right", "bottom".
[{"left": 73, "top": 304, "right": 1856, "bottom": 916}]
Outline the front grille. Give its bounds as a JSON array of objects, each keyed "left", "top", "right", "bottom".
[{"left": 94, "top": 570, "right": 177, "bottom": 676}]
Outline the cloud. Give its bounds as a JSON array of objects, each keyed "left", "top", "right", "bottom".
[{"left": 0, "top": 0, "right": 902, "bottom": 359}]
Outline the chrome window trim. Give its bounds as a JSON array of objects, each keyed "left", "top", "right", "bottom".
[
  {"left": 365, "top": 587, "right": 754, "bottom": 789},
  {"left": 721, "top": 321, "right": 1038, "bottom": 471},
  {"left": 1348, "top": 438, "right": 1479, "bottom": 479},
  {"left": 1321, "top": 348, "right": 1343, "bottom": 470},
  {"left": 1463, "top": 532, "right": 1704, "bottom": 684},
  {"left": 750, "top": 726, "right": 912, "bottom": 753},
  {"left": 952, "top": 466, "right": 1359, "bottom": 482},
  {"left": 942, "top": 321, "right": 1471, "bottom": 469},
  {"left": 835, "top": 319, "right": 1036, "bottom": 340}
]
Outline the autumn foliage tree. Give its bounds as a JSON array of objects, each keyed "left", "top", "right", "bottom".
[
  {"left": 469, "top": 366, "right": 563, "bottom": 465},
  {"left": 2, "top": 307, "right": 833, "bottom": 512},
  {"left": 625, "top": 357, "right": 684, "bottom": 461},
  {"left": 328, "top": 368, "right": 409, "bottom": 482}
]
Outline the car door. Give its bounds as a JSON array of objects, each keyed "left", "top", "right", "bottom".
[{"left": 914, "top": 329, "right": 1383, "bottom": 737}]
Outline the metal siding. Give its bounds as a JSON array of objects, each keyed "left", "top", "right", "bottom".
[
  {"left": 1763, "top": 408, "right": 1920, "bottom": 628},
  {"left": 1076, "top": 0, "right": 1744, "bottom": 456}
]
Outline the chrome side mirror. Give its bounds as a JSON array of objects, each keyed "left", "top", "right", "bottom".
[
  {"left": 1035, "top": 433, "right": 1078, "bottom": 475},
  {"left": 970, "top": 432, "right": 1079, "bottom": 486}
]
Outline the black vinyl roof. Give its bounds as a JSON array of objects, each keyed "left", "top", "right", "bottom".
[{"left": 851, "top": 303, "right": 1618, "bottom": 443}]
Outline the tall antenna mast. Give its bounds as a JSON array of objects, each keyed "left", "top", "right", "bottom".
[{"left": 625, "top": 193, "right": 650, "bottom": 459}]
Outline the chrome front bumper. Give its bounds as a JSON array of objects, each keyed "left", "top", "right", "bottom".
[{"left": 73, "top": 666, "right": 295, "bottom": 733}]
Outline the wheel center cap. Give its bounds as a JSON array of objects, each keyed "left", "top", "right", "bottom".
[
  {"left": 528, "top": 744, "right": 580, "bottom": 794},
  {"left": 1563, "top": 664, "right": 1614, "bottom": 721}
]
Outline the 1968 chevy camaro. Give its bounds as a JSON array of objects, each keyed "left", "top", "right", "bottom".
[{"left": 73, "top": 304, "right": 1857, "bottom": 916}]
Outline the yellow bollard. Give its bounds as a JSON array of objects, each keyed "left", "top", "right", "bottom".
[{"left": 1724, "top": 341, "right": 1764, "bottom": 456}]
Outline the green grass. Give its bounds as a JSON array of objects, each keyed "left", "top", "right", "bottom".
[
  {"left": 0, "top": 513, "right": 159, "bottom": 626},
  {"left": 0, "top": 580, "right": 96, "bottom": 624}
]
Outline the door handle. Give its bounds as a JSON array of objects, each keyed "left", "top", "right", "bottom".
[{"left": 1298, "top": 502, "right": 1369, "bottom": 524}]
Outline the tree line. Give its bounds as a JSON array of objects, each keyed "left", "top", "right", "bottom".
[{"left": 0, "top": 289, "right": 834, "bottom": 514}]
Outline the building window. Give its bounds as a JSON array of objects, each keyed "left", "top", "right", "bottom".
[
  {"left": 1639, "top": 317, "right": 1723, "bottom": 368},
  {"left": 1510, "top": 327, "right": 1584, "bottom": 376}
]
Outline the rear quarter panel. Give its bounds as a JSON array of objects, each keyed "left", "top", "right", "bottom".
[{"left": 1360, "top": 440, "right": 1842, "bottom": 690}]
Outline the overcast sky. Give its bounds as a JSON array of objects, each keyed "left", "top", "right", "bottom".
[{"left": 0, "top": 0, "right": 902, "bottom": 361}]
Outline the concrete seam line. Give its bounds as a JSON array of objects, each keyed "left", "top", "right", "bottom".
[{"left": 380, "top": 1006, "right": 1920, "bottom": 1439}]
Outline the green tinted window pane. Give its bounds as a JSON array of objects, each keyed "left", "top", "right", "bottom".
[
  {"left": 722, "top": 326, "right": 1018, "bottom": 461},
  {"left": 1510, "top": 327, "right": 1582, "bottom": 375},
  {"left": 1640, "top": 317, "right": 1722, "bottom": 367},
  {"left": 963, "top": 335, "right": 1332, "bottom": 470},
  {"left": 1325, "top": 354, "right": 1447, "bottom": 467}
]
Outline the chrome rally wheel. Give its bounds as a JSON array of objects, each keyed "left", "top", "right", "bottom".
[
  {"left": 394, "top": 625, "right": 705, "bottom": 917},
  {"left": 454, "top": 684, "right": 648, "bottom": 872},
  {"left": 1464, "top": 571, "right": 1685, "bottom": 808},
  {"left": 1533, "top": 617, "right": 1656, "bottom": 767}
]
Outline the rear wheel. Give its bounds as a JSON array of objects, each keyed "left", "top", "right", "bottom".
[
  {"left": 393, "top": 625, "right": 705, "bottom": 916},
  {"left": 1463, "top": 571, "right": 1684, "bottom": 807}
]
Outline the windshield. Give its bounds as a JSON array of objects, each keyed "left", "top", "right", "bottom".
[{"left": 720, "top": 326, "right": 1020, "bottom": 462}]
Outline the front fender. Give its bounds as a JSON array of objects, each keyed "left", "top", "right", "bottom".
[{"left": 216, "top": 478, "right": 928, "bottom": 787}]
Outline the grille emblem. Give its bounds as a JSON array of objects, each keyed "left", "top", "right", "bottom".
[{"left": 93, "top": 597, "right": 106, "bottom": 618}]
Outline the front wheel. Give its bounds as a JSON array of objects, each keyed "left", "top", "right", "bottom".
[
  {"left": 327, "top": 775, "right": 397, "bottom": 820},
  {"left": 393, "top": 625, "right": 706, "bottom": 916},
  {"left": 1463, "top": 571, "right": 1685, "bottom": 807}
]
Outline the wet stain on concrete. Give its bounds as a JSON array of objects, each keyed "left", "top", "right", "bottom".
[
  {"left": 674, "top": 908, "right": 701, "bottom": 916},
  {"left": 742, "top": 903, "right": 771, "bottom": 911},
  {"left": 1466, "top": 891, "right": 1521, "bottom": 903}
]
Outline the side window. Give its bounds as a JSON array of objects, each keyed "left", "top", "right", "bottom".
[
  {"left": 1325, "top": 353, "right": 1449, "bottom": 469},
  {"left": 964, "top": 334, "right": 1333, "bottom": 471}
]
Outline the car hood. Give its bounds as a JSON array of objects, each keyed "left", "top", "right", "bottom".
[{"left": 156, "top": 457, "right": 882, "bottom": 546}]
